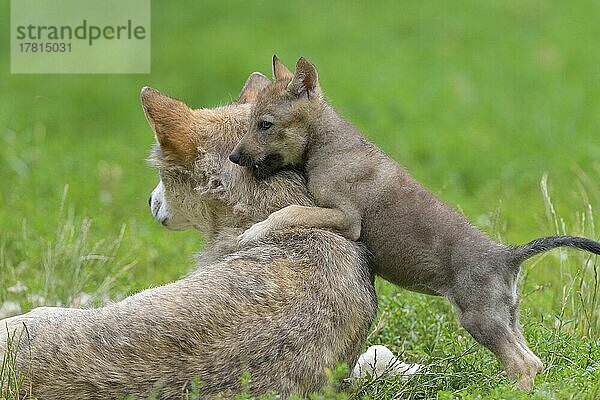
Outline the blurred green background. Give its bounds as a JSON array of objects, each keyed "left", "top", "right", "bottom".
[{"left": 1, "top": 0, "right": 599, "bottom": 397}]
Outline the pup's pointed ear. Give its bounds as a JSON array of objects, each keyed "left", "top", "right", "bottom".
[
  {"left": 272, "top": 55, "right": 294, "bottom": 82},
  {"left": 235, "top": 72, "right": 271, "bottom": 104},
  {"left": 141, "top": 86, "right": 197, "bottom": 165},
  {"left": 287, "top": 57, "right": 319, "bottom": 98}
]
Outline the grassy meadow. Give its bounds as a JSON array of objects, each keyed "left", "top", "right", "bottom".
[{"left": 1, "top": 0, "right": 599, "bottom": 398}]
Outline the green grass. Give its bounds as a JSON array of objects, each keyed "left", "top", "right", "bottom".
[{"left": 1, "top": 0, "right": 599, "bottom": 398}]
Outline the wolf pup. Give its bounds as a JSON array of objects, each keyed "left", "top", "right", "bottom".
[
  {"left": 230, "top": 56, "right": 600, "bottom": 391},
  {"left": 0, "top": 77, "right": 378, "bottom": 399}
]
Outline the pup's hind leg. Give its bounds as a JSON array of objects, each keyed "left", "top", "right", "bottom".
[
  {"left": 449, "top": 283, "right": 542, "bottom": 391},
  {"left": 506, "top": 274, "right": 544, "bottom": 374},
  {"left": 511, "top": 314, "right": 543, "bottom": 375}
]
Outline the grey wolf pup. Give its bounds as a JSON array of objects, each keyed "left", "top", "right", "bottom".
[
  {"left": 0, "top": 76, "right": 377, "bottom": 399},
  {"left": 229, "top": 56, "right": 600, "bottom": 391}
]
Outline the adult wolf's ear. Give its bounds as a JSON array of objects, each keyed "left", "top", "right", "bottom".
[
  {"left": 140, "top": 86, "right": 196, "bottom": 165},
  {"left": 287, "top": 57, "right": 319, "bottom": 98},
  {"left": 235, "top": 72, "right": 271, "bottom": 104},
  {"left": 272, "top": 55, "right": 294, "bottom": 82}
]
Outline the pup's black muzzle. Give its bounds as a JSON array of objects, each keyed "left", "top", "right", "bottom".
[
  {"left": 228, "top": 150, "right": 255, "bottom": 167},
  {"left": 228, "top": 150, "right": 284, "bottom": 180},
  {"left": 228, "top": 151, "right": 241, "bottom": 164}
]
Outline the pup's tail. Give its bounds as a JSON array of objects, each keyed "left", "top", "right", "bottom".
[{"left": 511, "top": 236, "right": 600, "bottom": 265}]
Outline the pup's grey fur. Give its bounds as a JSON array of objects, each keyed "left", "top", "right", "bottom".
[
  {"left": 0, "top": 78, "right": 377, "bottom": 399},
  {"left": 230, "top": 56, "right": 600, "bottom": 391}
]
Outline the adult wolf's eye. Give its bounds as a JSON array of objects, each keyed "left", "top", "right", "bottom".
[{"left": 258, "top": 121, "right": 273, "bottom": 131}]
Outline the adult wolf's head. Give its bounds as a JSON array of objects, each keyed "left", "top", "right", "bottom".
[
  {"left": 141, "top": 74, "right": 313, "bottom": 236},
  {"left": 229, "top": 56, "right": 324, "bottom": 179}
]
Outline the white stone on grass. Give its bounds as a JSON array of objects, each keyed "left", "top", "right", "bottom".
[{"left": 352, "top": 345, "right": 423, "bottom": 379}]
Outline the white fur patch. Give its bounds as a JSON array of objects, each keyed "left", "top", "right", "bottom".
[
  {"left": 352, "top": 345, "right": 423, "bottom": 379},
  {"left": 149, "top": 180, "right": 194, "bottom": 231}
]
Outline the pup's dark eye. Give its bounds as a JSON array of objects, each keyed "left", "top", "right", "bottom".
[{"left": 258, "top": 121, "right": 273, "bottom": 131}]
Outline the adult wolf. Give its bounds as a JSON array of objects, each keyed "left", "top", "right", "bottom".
[{"left": 0, "top": 76, "right": 377, "bottom": 399}]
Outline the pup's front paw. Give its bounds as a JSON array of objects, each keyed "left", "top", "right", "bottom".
[{"left": 238, "top": 220, "right": 272, "bottom": 246}]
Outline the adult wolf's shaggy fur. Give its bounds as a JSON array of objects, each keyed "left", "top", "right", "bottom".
[
  {"left": 230, "top": 56, "right": 600, "bottom": 391},
  {"left": 0, "top": 76, "right": 377, "bottom": 399}
]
